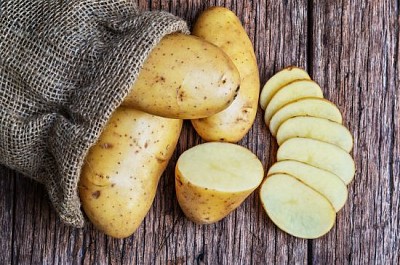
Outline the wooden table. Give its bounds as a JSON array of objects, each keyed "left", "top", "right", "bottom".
[{"left": 1, "top": 1, "right": 399, "bottom": 264}]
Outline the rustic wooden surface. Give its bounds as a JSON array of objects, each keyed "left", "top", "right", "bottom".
[{"left": 0, "top": 0, "right": 399, "bottom": 264}]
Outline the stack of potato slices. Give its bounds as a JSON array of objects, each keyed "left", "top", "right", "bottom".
[{"left": 259, "top": 66, "right": 355, "bottom": 239}]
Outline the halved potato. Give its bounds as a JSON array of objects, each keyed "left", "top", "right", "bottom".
[
  {"left": 268, "top": 98, "right": 343, "bottom": 136},
  {"left": 276, "top": 116, "right": 353, "bottom": 152},
  {"left": 259, "top": 66, "right": 310, "bottom": 110},
  {"left": 260, "top": 173, "right": 336, "bottom": 239},
  {"left": 267, "top": 160, "right": 348, "bottom": 212},
  {"left": 277, "top": 138, "right": 355, "bottom": 184},
  {"left": 175, "top": 142, "right": 264, "bottom": 224},
  {"left": 264, "top": 80, "right": 323, "bottom": 124}
]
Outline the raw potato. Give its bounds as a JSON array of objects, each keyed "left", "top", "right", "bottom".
[
  {"left": 276, "top": 116, "right": 354, "bottom": 152},
  {"left": 175, "top": 142, "right": 264, "bottom": 224},
  {"left": 122, "top": 33, "right": 240, "bottom": 119},
  {"left": 79, "top": 108, "right": 182, "bottom": 238},
  {"left": 191, "top": 7, "right": 260, "bottom": 142},
  {"left": 264, "top": 80, "right": 323, "bottom": 124},
  {"left": 268, "top": 160, "right": 348, "bottom": 212},
  {"left": 259, "top": 66, "right": 311, "bottom": 110},
  {"left": 268, "top": 98, "right": 343, "bottom": 136},
  {"left": 260, "top": 174, "right": 336, "bottom": 239},
  {"left": 277, "top": 138, "right": 355, "bottom": 184}
]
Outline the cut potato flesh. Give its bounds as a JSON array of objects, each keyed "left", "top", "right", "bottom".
[
  {"left": 268, "top": 98, "right": 343, "bottom": 136},
  {"left": 176, "top": 142, "right": 264, "bottom": 224},
  {"left": 260, "top": 174, "right": 336, "bottom": 239},
  {"left": 259, "top": 66, "right": 310, "bottom": 110},
  {"left": 267, "top": 160, "right": 348, "bottom": 212},
  {"left": 264, "top": 80, "right": 323, "bottom": 124},
  {"left": 177, "top": 142, "right": 263, "bottom": 192},
  {"left": 276, "top": 116, "right": 353, "bottom": 152},
  {"left": 277, "top": 138, "right": 355, "bottom": 184}
]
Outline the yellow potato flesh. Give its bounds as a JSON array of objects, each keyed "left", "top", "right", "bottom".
[
  {"left": 260, "top": 174, "right": 336, "bottom": 239},
  {"left": 122, "top": 33, "right": 240, "bottom": 119},
  {"left": 269, "top": 98, "right": 343, "bottom": 136},
  {"left": 276, "top": 116, "right": 354, "bottom": 152},
  {"left": 191, "top": 7, "right": 260, "bottom": 142},
  {"left": 259, "top": 66, "right": 310, "bottom": 110},
  {"left": 79, "top": 108, "right": 182, "bottom": 238},
  {"left": 268, "top": 160, "right": 348, "bottom": 212},
  {"left": 175, "top": 142, "right": 263, "bottom": 224},
  {"left": 277, "top": 138, "right": 355, "bottom": 184},
  {"left": 264, "top": 80, "right": 323, "bottom": 124}
]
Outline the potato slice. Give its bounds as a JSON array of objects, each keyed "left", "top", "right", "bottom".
[
  {"left": 268, "top": 98, "right": 343, "bottom": 136},
  {"left": 264, "top": 80, "right": 323, "bottom": 124},
  {"left": 276, "top": 116, "right": 353, "bottom": 152},
  {"left": 268, "top": 160, "right": 348, "bottom": 212},
  {"left": 259, "top": 66, "right": 310, "bottom": 110},
  {"left": 175, "top": 142, "right": 264, "bottom": 224},
  {"left": 277, "top": 138, "right": 355, "bottom": 184},
  {"left": 260, "top": 174, "right": 336, "bottom": 239}
]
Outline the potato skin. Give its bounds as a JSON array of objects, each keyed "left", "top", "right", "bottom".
[
  {"left": 175, "top": 169, "right": 252, "bottom": 224},
  {"left": 122, "top": 33, "right": 240, "bottom": 119},
  {"left": 191, "top": 7, "right": 260, "bottom": 142},
  {"left": 79, "top": 107, "right": 182, "bottom": 238}
]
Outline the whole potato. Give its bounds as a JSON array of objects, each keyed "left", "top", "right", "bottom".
[
  {"left": 122, "top": 33, "right": 240, "bottom": 119},
  {"left": 191, "top": 7, "right": 260, "bottom": 142},
  {"left": 79, "top": 107, "right": 182, "bottom": 238}
]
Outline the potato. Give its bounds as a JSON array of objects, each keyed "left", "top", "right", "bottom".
[
  {"left": 269, "top": 98, "right": 343, "bottom": 136},
  {"left": 122, "top": 33, "right": 240, "bottom": 119},
  {"left": 277, "top": 138, "right": 355, "bottom": 184},
  {"left": 260, "top": 173, "right": 336, "bottom": 239},
  {"left": 259, "top": 66, "right": 311, "bottom": 110},
  {"left": 79, "top": 107, "right": 182, "bottom": 238},
  {"left": 276, "top": 116, "right": 354, "bottom": 152},
  {"left": 264, "top": 80, "right": 323, "bottom": 124},
  {"left": 175, "top": 142, "right": 263, "bottom": 224},
  {"left": 268, "top": 160, "right": 348, "bottom": 212},
  {"left": 190, "top": 7, "right": 260, "bottom": 142}
]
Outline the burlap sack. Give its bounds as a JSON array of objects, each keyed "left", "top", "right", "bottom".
[{"left": 0, "top": 0, "right": 189, "bottom": 227}]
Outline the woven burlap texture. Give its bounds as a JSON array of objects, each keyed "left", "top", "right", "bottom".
[{"left": 0, "top": 0, "right": 189, "bottom": 227}]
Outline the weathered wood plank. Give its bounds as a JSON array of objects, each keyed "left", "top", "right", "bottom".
[
  {"left": 311, "top": 0, "right": 400, "bottom": 264},
  {"left": 0, "top": 166, "right": 14, "bottom": 265}
]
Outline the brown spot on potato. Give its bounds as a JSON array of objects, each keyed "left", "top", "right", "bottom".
[
  {"left": 177, "top": 86, "right": 185, "bottom": 102},
  {"left": 92, "top": 190, "right": 101, "bottom": 199}
]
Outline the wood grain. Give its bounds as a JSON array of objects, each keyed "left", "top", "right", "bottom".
[
  {"left": 0, "top": 0, "right": 398, "bottom": 264},
  {"left": 311, "top": 1, "right": 400, "bottom": 264}
]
